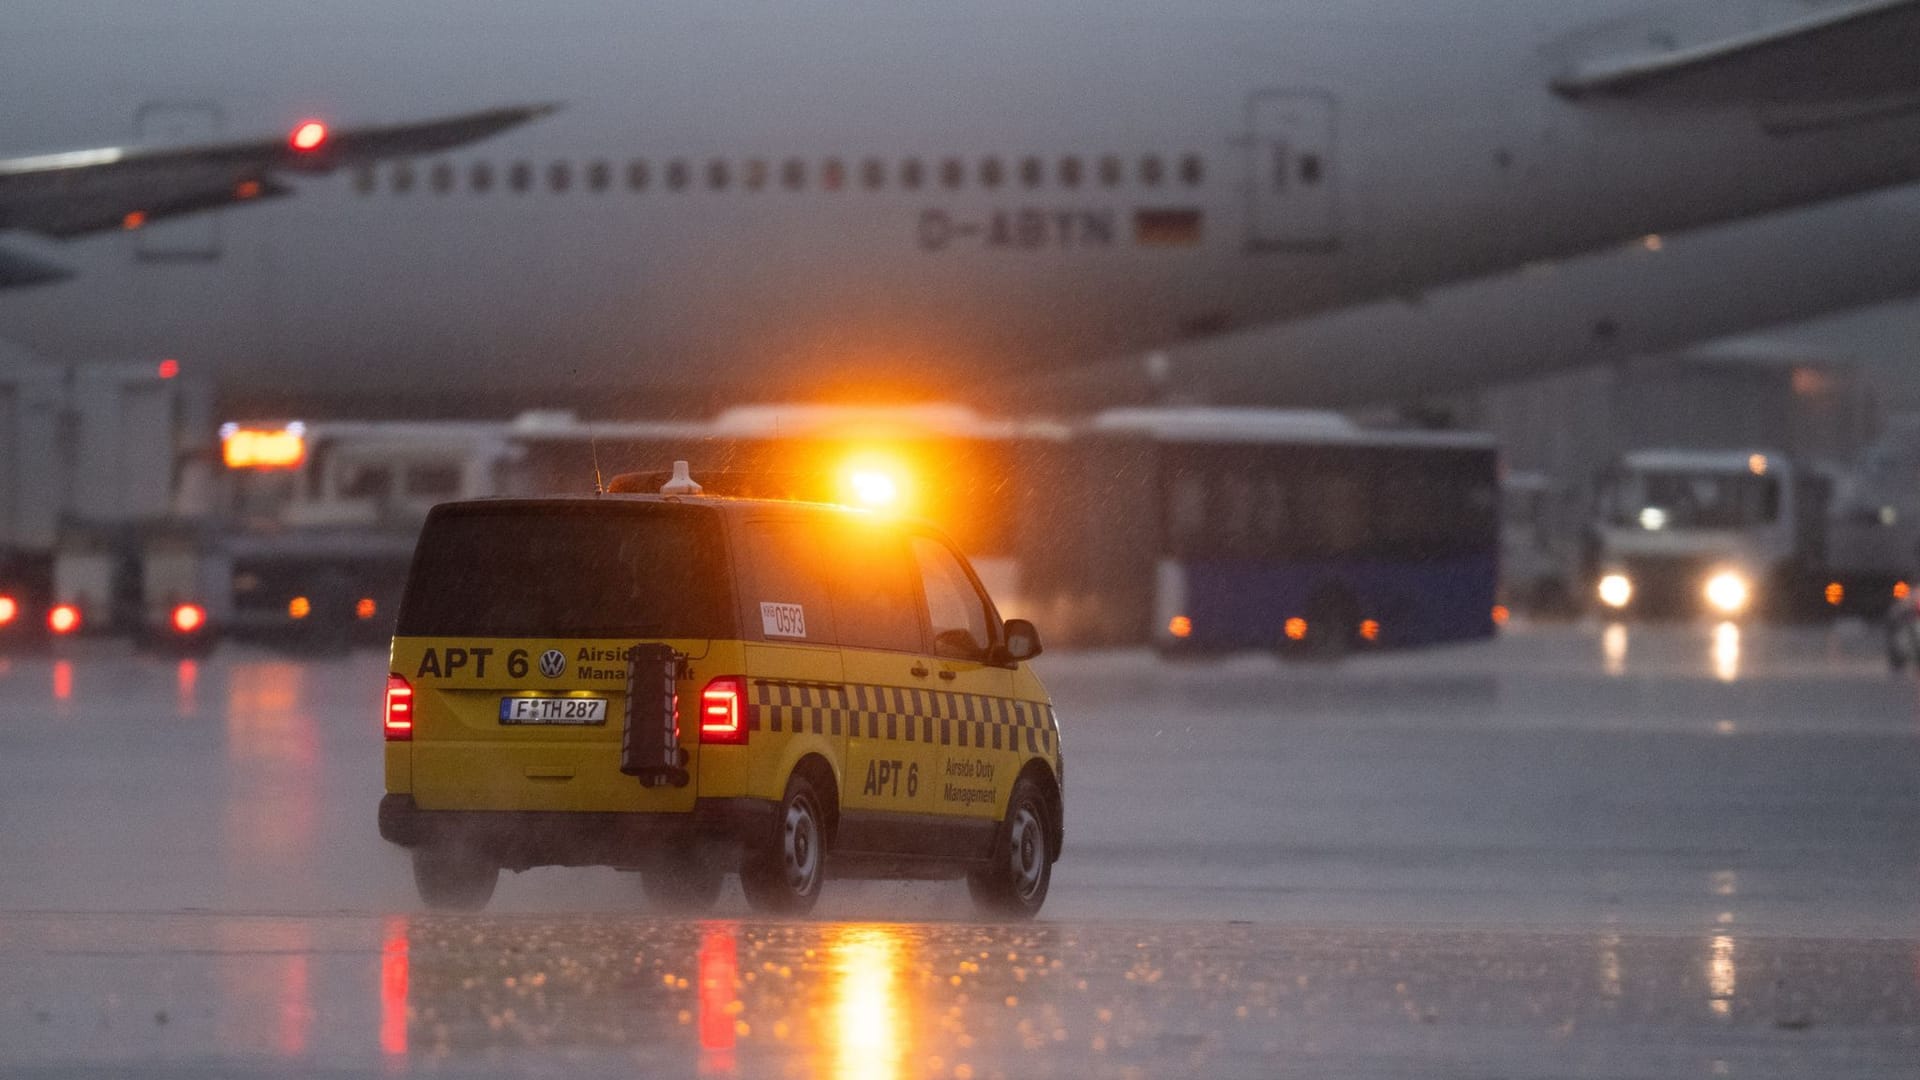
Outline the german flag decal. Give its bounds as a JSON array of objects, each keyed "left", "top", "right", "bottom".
[{"left": 1133, "top": 208, "right": 1203, "bottom": 247}]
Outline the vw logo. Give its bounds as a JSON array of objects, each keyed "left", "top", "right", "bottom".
[{"left": 538, "top": 649, "right": 567, "bottom": 678}]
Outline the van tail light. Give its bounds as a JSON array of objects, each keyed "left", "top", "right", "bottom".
[
  {"left": 698, "top": 676, "right": 748, "bottom": 745},
  {"left": 384, "top": 674, "right": 414, "bottom": 741},
  {"left": 0, "top": 595, "right": 17, "bottom": 627}
]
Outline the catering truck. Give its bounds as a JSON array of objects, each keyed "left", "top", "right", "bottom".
[
  {"left": 0, "top": 352, "right": 522, "bottom": 650},
  {"left": 1584, "top": 448, "right": 1833, "bottom": 620},
  {"left": 0, "top": 355, "right": 219, "bottom": 647}
]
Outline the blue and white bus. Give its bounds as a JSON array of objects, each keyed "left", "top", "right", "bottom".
[{"left": 1025, "top": 409, "right": 1501, "bottom": 654}]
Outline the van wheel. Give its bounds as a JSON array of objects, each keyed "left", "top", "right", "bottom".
[
  {"left": 641, "top": 860, "right": 724, "bottom": 913},
  {"left": 740, "top": 774, "right": 827, "bottom": 915},
  {"left": 967, "top": 777, "right": 1053, "bottom": 919},
  {"left": 411, "top": 847, "right": 497, "bottom": 912}
]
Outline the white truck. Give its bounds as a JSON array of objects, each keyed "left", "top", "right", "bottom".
[{"left": 1583, "top": 448, "right": 1832, "bottom": 620}]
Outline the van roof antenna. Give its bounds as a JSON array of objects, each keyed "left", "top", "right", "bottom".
[{"left": 590, "top": 434, "right": 606, "bottom": 496}]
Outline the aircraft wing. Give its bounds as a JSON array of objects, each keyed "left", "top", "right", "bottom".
[
  {"left": 1552, "top": 0, "right": 1920, "bottom": 115},
  {"left": 0, "top": 103, "right": 555, "bottom": 262}
]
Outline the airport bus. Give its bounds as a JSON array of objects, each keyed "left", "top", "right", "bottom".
[{"left": 1023, "top": 409, "right": 1502, "bottom": 654}]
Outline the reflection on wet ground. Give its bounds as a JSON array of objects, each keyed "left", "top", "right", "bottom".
[
  {"left": 3, "top": 914, "right": 1916, "bottom": 1078},
  {"left": 2, "top": 622, "right": 1917, "bottom": 1076}
]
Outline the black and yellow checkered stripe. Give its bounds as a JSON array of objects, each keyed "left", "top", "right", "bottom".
[{"left": 750, "top": 680, "right": 1057, "bottom": 755}]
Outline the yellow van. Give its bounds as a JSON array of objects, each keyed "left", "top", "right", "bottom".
[{"left": 378, "top": 475, "right": 1062, "bottom": 917}]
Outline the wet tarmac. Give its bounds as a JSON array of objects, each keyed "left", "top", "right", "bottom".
[{"left": 1, "top": 620, "right": 1917, "bottom": 1076}]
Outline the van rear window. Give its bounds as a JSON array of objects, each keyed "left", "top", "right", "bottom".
[{"left": 397, "top": 503, "right": 735, "bottom": 639}]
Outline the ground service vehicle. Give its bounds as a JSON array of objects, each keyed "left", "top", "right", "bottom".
[
  {"left": 1027, "top": 409, "right": 1501, "bottom": 654},
  {"left": 377, "top": 467, "right": 1064, "bottom": 917},
  {"left": 1586, "top": 449, "right": 1832, "bottom": 620}
]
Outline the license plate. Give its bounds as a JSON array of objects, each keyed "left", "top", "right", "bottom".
[{"left": 499, "top": 697, "right": 609, "bottom": 725}]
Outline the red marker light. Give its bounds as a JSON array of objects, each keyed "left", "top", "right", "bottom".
[
  {"left": 48, "top": 604, "right": 81, "bottom": 635},
  {"left": 290, "top": 120, "right": 329, "bottom": 152},
  {"left": 157, "top": 358, "right": 180, "bottom": 380},
  {"left": 171, "top": 603, "right": 206, "bottom": 634},
  {"left": 384, "top": 674, "right": 414, "bottom": 740},
  {"left": 698, "top": 676, "right": 748, "bottom": 745},
  {"left": 0, "top": 595, "right": 16, "bottom": 627}
]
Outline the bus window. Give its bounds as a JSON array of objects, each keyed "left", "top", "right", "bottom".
[
  {"left": 1256, "top": 471, "right": 1288, "bottom": 551},
  {"left": 911, "top": 536, "right": 994, "bottom": 660},
  {"left": 1166, "top": 467, "right": 1207, "bottom": 553},
  {"left": 1309, "top": 467, "right": 1366, "bottom": 555},
  {"left": 1216, "top": 469, "right": 1255, "bottom": 553},
  {"left": 404, "top": 463, "right": 463, "bottom": 498}
]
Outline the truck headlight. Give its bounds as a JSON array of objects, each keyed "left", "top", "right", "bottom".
[
  {"left": 1704, "top": 571, "right": 1751, "bottom": 615},
  {"left": 1598, "top": 573, "right": 1633, "bottom": 609}
]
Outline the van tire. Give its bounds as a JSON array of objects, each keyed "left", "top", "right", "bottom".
[
  {"left": 641, "top": 860, "right": 724, "bottom": 913},
  {"left": 739, "top": 773, "right": 828, "bottom": 915},
  {"left": 411, "top": 847, "right": 497, "bottom": 912},
  {"left": 967, "top": 776, "right": 1053, "bottom": 919}
]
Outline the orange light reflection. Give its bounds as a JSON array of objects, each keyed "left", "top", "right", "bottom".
[
  {"left": 698, "top": 923, "right": 740, "bottom": 1075},
  {"left": 177, "top": 658, "right": 199, "bottom": 716},
  {"left": 830, "top": 925, "right": 906, "bottom": 1080},
  {"left": 380, "top": 919, "right": 410, "bottom": 1058}
]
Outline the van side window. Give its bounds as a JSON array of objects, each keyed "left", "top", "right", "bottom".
[
  {"left": 910, "top": 536, "right": 993, "bottom": 661},
  {"left": 828, "top": 525, "right": 923, "bottom": 652},
  {"left": 745, "top": 521, "right": 839, "bottom": 644}
]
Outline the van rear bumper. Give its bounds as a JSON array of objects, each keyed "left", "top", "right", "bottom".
[{"left": 378, "top": 793, "right": 775, "bottom": 870}]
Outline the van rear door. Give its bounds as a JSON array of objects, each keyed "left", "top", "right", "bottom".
[{"left": 392, "top": 501, "right": 738, "bottom": 813}]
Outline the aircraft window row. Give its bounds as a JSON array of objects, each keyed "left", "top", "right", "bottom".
[{"left": 354, "top": 153, "right": 1207, "bottom": 196}]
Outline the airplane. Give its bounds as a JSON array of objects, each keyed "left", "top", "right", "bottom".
[{"left": 4, "top": 0, "right": 1920, "bottom": 416}]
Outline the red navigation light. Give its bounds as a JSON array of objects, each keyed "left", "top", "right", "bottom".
[
  {"left": 0, "top": 595, "right": 16, "bottom": 627},
  {"left": 385, "top": 674, "right": 414, "bottom": 740},
  {"left": 356, "top": 597, "right": 377, "bottom": 620},
  {"left": 48, "top": 603, "right": 81, "bottom": 635},
  {"left": 290, "top": 120, "right": 329, "bottom": 152},
  {"left": 157, "top": 358, "right": 180, "bottom": 379},
  {"left": 1167, "top": 615, "right": 1193, "bottom": 639},
  {"left": 1284, "top": 617, "right": 1308, "bottom": 641},
  {"left": 698, "top": 676, "right": 748, "bottom": 745},
  {"left": 171, "top": 603, "right": 207, "bottom": 634}
]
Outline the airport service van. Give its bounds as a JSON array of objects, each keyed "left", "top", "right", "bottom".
[{"left": 377, "top": 468, "right": 1063, "bottom": 917}]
